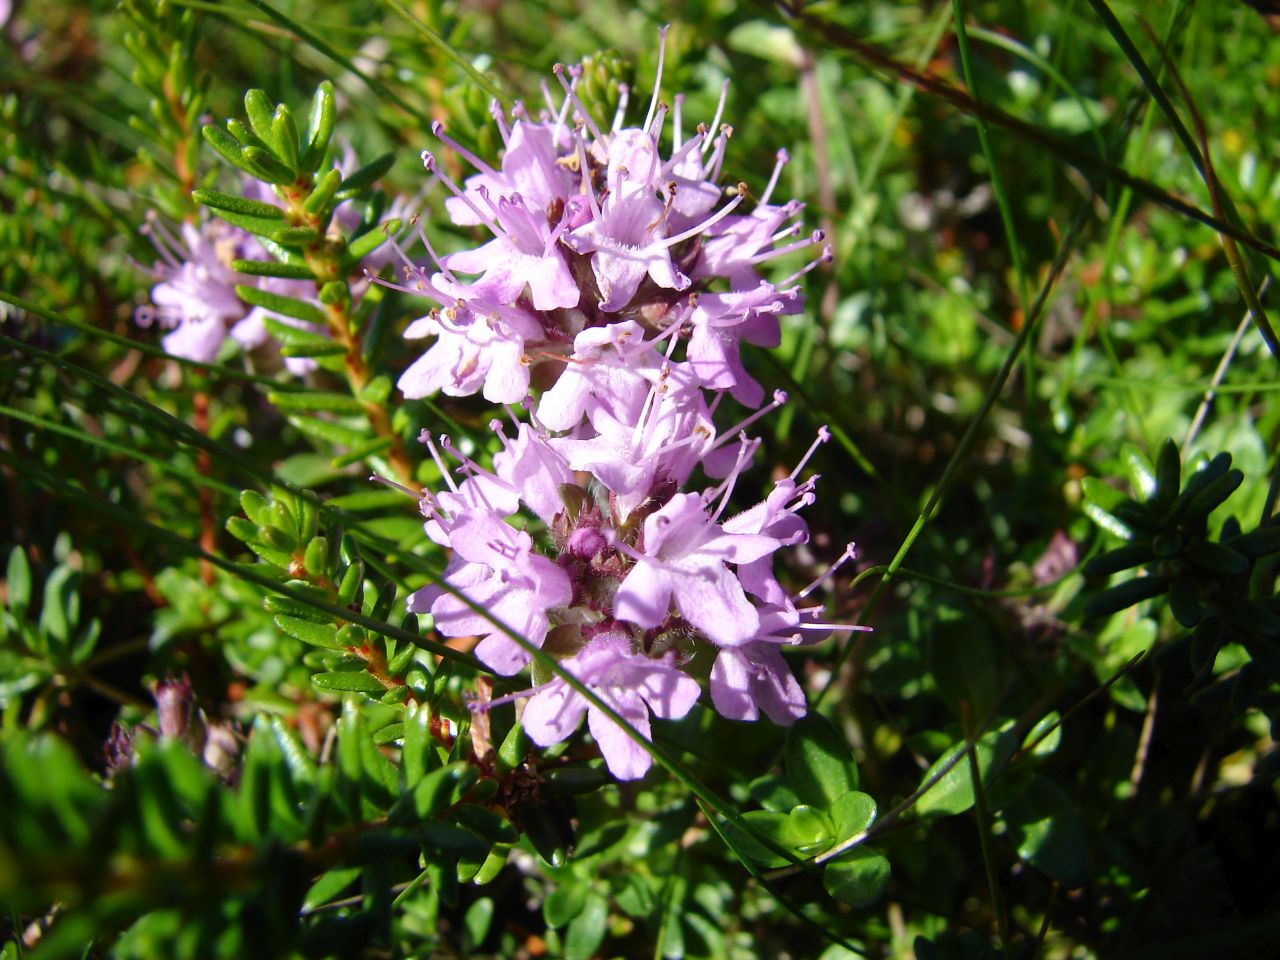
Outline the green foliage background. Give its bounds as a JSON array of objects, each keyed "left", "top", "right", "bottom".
[{"left": 2, "top": 0, "right": 1278, "bottom": 957}]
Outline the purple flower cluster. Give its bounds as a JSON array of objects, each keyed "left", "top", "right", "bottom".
[
  {"left": 136, "top": 207, "right": 319, "bottom": 371},
  {"left": 136, "top": 161, "right": 398, "bottom": 368},
  {"left": 396, "top": 38, "right": 862, "bottom": 780}
]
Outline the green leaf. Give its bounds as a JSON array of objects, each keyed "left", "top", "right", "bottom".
[
  {"left": 1169, "top": 454, "right": 1233, "bottom": 518},
  {"left": 572, "top": 820, "right": 628, "bottom": 860},
  {"left": 464, "top": 896, "right": 495, "bottom": 950},
  {"left": 271, "top": 225, "right": 320, "bottom": 245},
  {"left": 70, "top": 619, "right": 100, "bottom": 665},
  {"left": 406, "top": 761, "right": 477, "bottom": 819},
  {"left": 1081, "top": 476, "right": 1127, "bottom": 513},
  {"left": 226, "top": 117, "right": 271, "bottom": 152},
  {"left": 6, "top": 547, "right": 31, "bottom": 615},
  {"left": 232, "top": 258, "right": 315, "bottom": 280},
  {"left": 192, "top": 188, "right": 284, "bottom": 220},
  {"left": 1084, "top": 574, "right": 1168, "bottom": 619},
  {"left": 419, "top": 820, "right": 489, "bottom": 859},
  {"left": 336, "top": 562, "right": 364, "bottom": 606},
  {"left": 301, "top": 81, "right": 336, "bottom": 171},
  {"left": 915, "top": 722, "right": 1018, "bottom": 818},
  {"left": 787, "top": 803, "right": 835, "bottom": 855},
  {"left": 262, "top": 314, "right": 334, "bottom": 346},
  {"left": 265, "top": 593, "right": 331, "bottom": 624},
  {"left": 521, "top": 803, "right": 574, "bottom": 867},
  {"left": 401, "top": 702, "right": 436, "bottom": 787},
  {"left": 1154, "top": 438, "right": 1181, "bottom": 508},
  {"left": 1083, "top": 500, "right": 1134, "bottom": 541},
  {"left": 240, "top": 489, "right": 271, "bottom": 525},
  {"left": 271, "top": 104, "right": 300, "bottom": 173},
  {"left": 563, "top": 893, "right": 609, "bottom": 960},
  {"left": 270, "top": 716, "right": 317, "bottom": 784},
  {"left": 829, "top": 790, "right": 878, "bottom": 841},
  {"left": 236, "top": 718, "right": 290, "bottom": 841},
  {"left": 541, "top": 764, "right": 610, "bottom": 797},
  {"left": 244, "top": 89, "right": 277, "bottom": 148},
  {"left": 1120, "top": 443, "right": 1156, "bottom": 499},
  {"left": 1045, "top": 96, "right": 1107, "bottom": 134},
  {"left": 344, "top": 219, "right": 401, "bottom": 266},
  {"left": 233, "top": 284, "right": 328, "bottom": 325},
  {"left": 287, "top": 414, "right": 371, "bottom": 449},
  {"left": 1182, "top": 469, "right": 1245, "bottom": 523},
  {"left": 303, "top": 537, "right": 328, "bottom": 578},
  {"left": 358, "top": 375, "right": 393, "bottom": 406},
  {"left": 614, "top": 874, "right": 656, "bottom": 920},
  {"left": 202, "top": 124, "right": 259, "bottom": 175},
  {"left": 1235, "top": 601, "right": 1280, "bottom": 637},
  {"left": 132, "top": 747, "right": 199, "bottom": 857},
  {"left": 726, "top": 21, "right": 803, "bottom": 66},
  {"left": 454, "top": 805, "right": 517, "bottom": 845},
  {"left": 1021, "top": 711, "right": 1061, "bottom": 758},
  {"left": 1185, "top": 540, "right": 1249, "bottom": 575},
  {"left": 303, "top": 866, "right": 362, "bottom": 911},
  {"left": 39, "top": 565, "right": 78, "bottom": 647},
  {"left": 243, "top": 145, "right": 296, "bottom": 184},
  {"left": 312, "top": 670, "right": 387, "bottom": 694},
  {"left": 304, "top": 168, "right": 342, "bottom": 217},
  {"left": 545, "top": 879, "right": 588, "bottom": 928},
  {"left": 1168, "top": 576, "right": 1203, "bottom": 627},
  {"left": 823, "top": 847, "right": 891, "bottom": 907},
  {"left": 1003, "top": 776, "right": 1087, "bottom": 887},
  {"left": 275, "top": 615, "right": 346, "bottom": 651},
  {"left": 332, "top": 436, "right": 395, "bottom": 468},
  {"left": 1226, "top": 525, "right": 1280, "bottom": 558},
  {"left": 336, "top": 153, "right": 395, "bottom": 200},
  {"left": 1085, "top": 542, "right": 1154, "bottom": 576},
  {"left": 748, "top": 773, "right": 802, "bottom": 813},
  {"left": 246, "top": 541, "right": 296, "bottom": 568},
  {"left": 472, "top": 845, "right": 510, "bottom": 886},
  {"left": 373, "top": 722, "right": 406, "bottom": 745},
  {"left": 327, "top": 489, "right": 407, "bottom": 512},
  {"left": 786, "top": 712, "right": 859, "bottom": 807},
  {"left": 318, "top": 280, "right": 350, "bottom": 306},
  {"left": 267, "top": 390, "right": 364, "bottom": 415},
  {"left": 205, "top": 208, "right": 290, "bottom": 237},
  {"left": 283, "top": 340, "right": 348, "bottom": 359},
  {"left": 496, "top": 722, "right": 529, "bottom": 774},
  {"left": 723, "top": 810, "right": 794, "bottom": 868},
  {"left": 368, "top": 580, "right": 398, "bottom": 621}
]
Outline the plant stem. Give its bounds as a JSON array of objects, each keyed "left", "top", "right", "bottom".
[
  {"left": 968, "top": 738, "right": 1012, "bottom": 960},
  {"left": 319, "top": 288, "right": 416, "bottom": 488},
  {"left": 279, "top": 180, "right": 415, "bottom": 488},
  {"left": 192, "top": 385, "right": 217, "bottom": 585},
  {"left": 951, "top": 0, "right": 1029, "bottom": 317}
]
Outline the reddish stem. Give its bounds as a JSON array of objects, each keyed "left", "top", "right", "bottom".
[{"left": 193, "top": 387, "right": 217, "bottom": 585}]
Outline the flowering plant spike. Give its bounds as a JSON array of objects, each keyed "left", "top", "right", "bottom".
[{"left": 384, "top": 31, "right": 862, "bottom": 780}]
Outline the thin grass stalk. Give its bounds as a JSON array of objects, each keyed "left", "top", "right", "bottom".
[
  {"left": 1084, "top": 0, "right": 1280, "bottom": 360},
  {"left": 769, "top": 0, "right": 1280, "bottom": 264},
  {"left": 379, "top": 0, "right": 506, "bottom": 105},
  {"left": 242, "top": 0, "right": 434, "bottom": 128},
  {"left": 817, "top": 200, "right": 1091, "bottom": 705},
  {"left": 951, "top": 0, "right": 1029, "bottom": 314},
  {"left": 968, "top": 738, "right": 1012, "bottom": 960}
]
